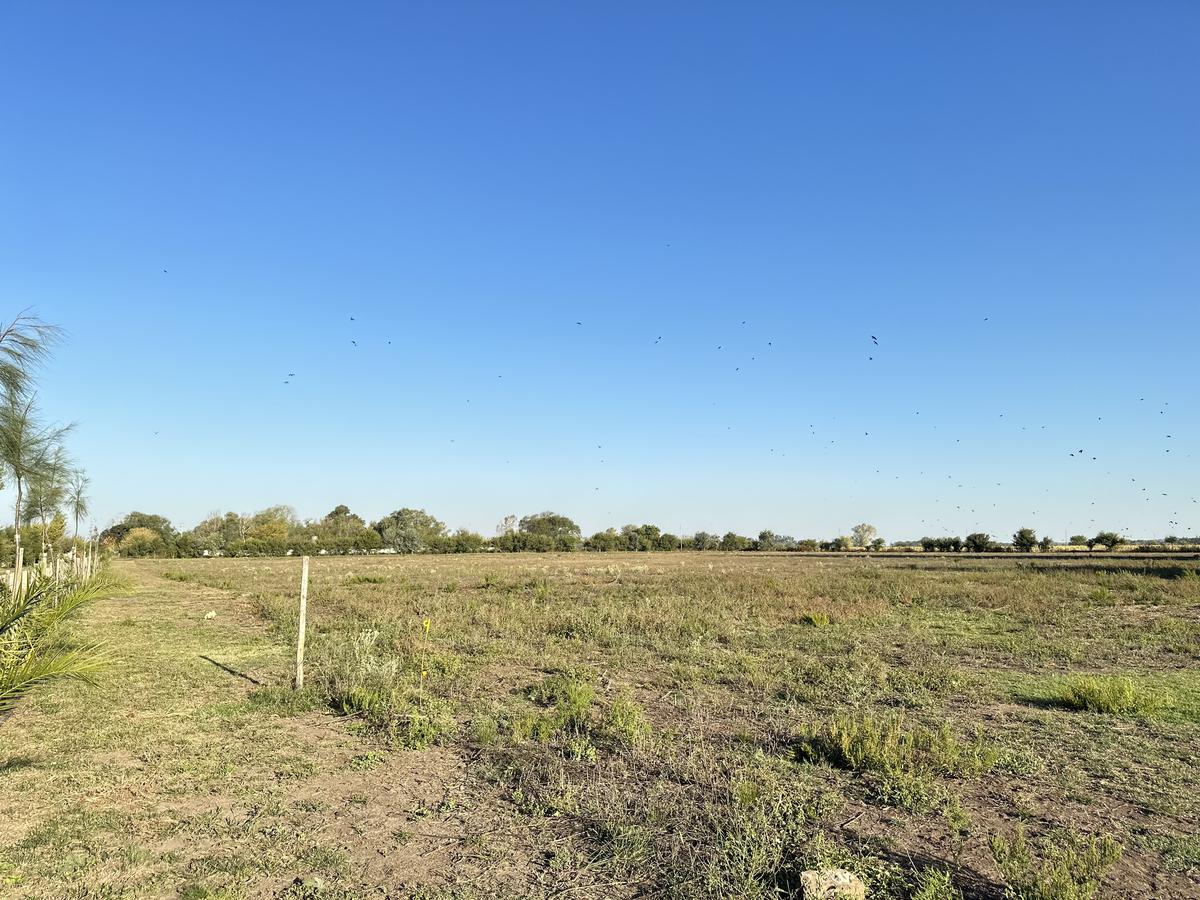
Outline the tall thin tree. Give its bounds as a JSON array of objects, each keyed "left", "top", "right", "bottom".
[
  {"left": 0, "top": 311, "right": 62, "bottom": 398},
  {"left": 67, "top": 470, "right": 90, "bottom": 546},
  {"left": 0, "top": 393, "right": 72, "bottom": 562},
  {"left": 24, "top": 444, "right": 70, "bottom": 559}
]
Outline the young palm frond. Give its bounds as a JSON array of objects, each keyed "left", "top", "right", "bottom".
[
  {"left": 0, "top": 645, "right": 107, "bottom": 715},
  {"left": 0, "top": 572, "right": 120, "bottom": 722}
]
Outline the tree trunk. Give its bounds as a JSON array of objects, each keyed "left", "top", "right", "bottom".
[{"left": 12, "top": 477, "right": 21, "bottom": 558}]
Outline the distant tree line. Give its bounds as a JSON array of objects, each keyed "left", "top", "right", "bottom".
[
  {"left": 920, "top": 529, "right": 1129, "bottom": 553},
  {"left": 96, "top": 509, "right": 1183, "bottom": 559}
]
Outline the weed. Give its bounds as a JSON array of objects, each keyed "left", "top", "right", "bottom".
[
  {"left": 795, "top": 713, "right": 999, "bottom": 778},
  {"left": 1058, "top": 675, "right": 1169, "bottom": 715},
  {"left": 990, "top": 825, "right": 1121, "bottom": 900},
  {"left": 912, "top": 867, "right": 962, "bottom": 900},
  {"left": 601, "top": 692, "right": 651, "bottom": 747},
  {"left": 346, "top": 574, "right": 387, "bottom": 585}
]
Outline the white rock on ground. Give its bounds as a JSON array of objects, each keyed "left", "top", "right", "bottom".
[{"left": 800, "top": 867, "right": 867, "bottom": 900}]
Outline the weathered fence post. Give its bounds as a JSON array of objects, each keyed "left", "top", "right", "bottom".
[{"left": 294, "top": 555, "right": 310, "bottom": 689}]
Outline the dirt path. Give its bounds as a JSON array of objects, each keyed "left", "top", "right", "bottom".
[{"left": 0, "top": 564, "right": 544, "bottom": 900}]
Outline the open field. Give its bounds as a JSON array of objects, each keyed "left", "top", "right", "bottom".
[{"left": 1, "top": 553, "right": 1198, "bottom": 899}]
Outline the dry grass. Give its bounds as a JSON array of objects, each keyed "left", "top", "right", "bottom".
[{"left": 0, "top": 552, "right": 1198, "bottom": 898}]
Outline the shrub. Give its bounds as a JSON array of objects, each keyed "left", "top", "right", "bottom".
[
  {"left": 912, "top": 867, "right": 962, "bottom": 900},
  {"left": 1058, "top": 675, "right": 1169, "bottom": 715},
  {"left": 601, "top": 692, "right": 651, "bottom": 747},
  {"left": 990, "top": 825, "right": 1121, "bottom": 900},
  {"left": 795, "top": 713, "right": 999, "bottom": 779}
]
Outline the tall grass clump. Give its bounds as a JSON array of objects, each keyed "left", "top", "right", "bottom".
[
  {"left": 1058, "top": 675, "right": 1168, "bottom": 715},
  {"left": 990, "top": 825, "right": 1121, "bottom": 900},
  {"left": 317, "top": 628, "right": 454, "bottom": 748},
  {"left": 795, "top": 712, "right": 999, "bottom": 812}
]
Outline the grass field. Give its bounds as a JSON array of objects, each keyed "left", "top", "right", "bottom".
[{"left": 1, "top": 553, "right": 1198, "bottom": 899}]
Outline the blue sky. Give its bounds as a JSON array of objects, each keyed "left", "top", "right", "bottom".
[{"left": 2, "top": 2, "right": 1197, "bottom": 541}]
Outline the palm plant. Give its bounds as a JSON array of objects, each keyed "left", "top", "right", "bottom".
[{"left": 0, "top": 573, "right": 113, "bottom": 719}]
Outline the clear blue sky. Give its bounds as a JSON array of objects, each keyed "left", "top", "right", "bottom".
[{"left": 3, "top": 2, "right": 1197, "bottom": 541}]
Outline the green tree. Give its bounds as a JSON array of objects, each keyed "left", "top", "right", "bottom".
[
  {"left": 1012, "top": 528, "right": 1038, "bottom": 552},
  {"left": 850, "top": 523, "right": 878, "bottom": 548},
  {"left": 24, "top": 447, "right": 71, "bottom": 560},
  {"left": 1038, "top": 536, "right": 1054, "bottom": 552},
  {"left": 519, "top": 511, "right": 580, "bottom": 539},
  {"left": 1069, "top": 535, "right": 1088, "bottom": 546},
  {"left": 0, "top": 311, "right": 62, "bottom": 399},
  {"left": 965, "top": 532, "right": 992, "bottom": 553},
  {"left": 719, "top": 532, "right": 750, "bottom": 551},
  {"left": 119, "top": 527, "right": 165, "bottom": 557},
  {"left": 66, "top": 470, "right": 89, "bottom": 544},
  {"left": 101, "top": 512, "right": 176, "bottom": 550},
  {"left": 0, "top": 393, "right": 72, "bottom": 564},
  {"left": 757, "top": 530, "right": 780, "bottom": 551},
  {"left": 691, "top": 531, "right": 717, "bottom": 550},
  {"left": 1093, "top": 531, "right": 1124, "bottom": 552},
  {"left": 374, "top": 508, "right": 447, "bottom": 553},
  {"left": 518, "top": 511, "right": 581, "bottom": 551}
]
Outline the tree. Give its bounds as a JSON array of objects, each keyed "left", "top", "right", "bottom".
[
  {"left": 691, "top": 531, "right": 717, "bottom": 551},
  {"left": 519, "top": 511, "right": 581, "bottom": 551},
  {"left": 1038, "top": 536, "right": 1054, "bottom": 552},
  {"left": 445, "top": 529, "right": 486, "bottom": 553},
  {"left": 101, "top": 512, "right": 176, "bottom": 549},
  {"left": 0, "top": 393, "right": 72, "bottom": 563},
  {"left": 1012, "top": 528, "right": 1038, "bottom": 553},
  {"left": 24, "top": 444, "right": 71, "bottom": 559},
  {"left": 496, "top": 514, "right": 518, "bottom": 536},
  {"left": 965, "top": 532, "right": 992, "bottom": 553},
  {"left": 66, "top": 470, "right": 90, "bottom": 544},
  {"left": 374, "top": 508, "right": 447, "bottom": 554},
  {"left": 1069, "top": 535, "right": 1088, "bottom": 546},
  {"left": 584, "top": 529, "right": 622, "bottom": 552},
  {"left": 519, "top": 512, "right": 580, "bottom": 539},
  {"left": 719, "top": 532, "right": 750, "bottom": 551},
  {"left": 119, "top": 527, "right": 165, "bottom": 557},
  {"left": 0, "top": 311, "right": 62, "bottom": 399},
  {"left": 1093, "top": 531, "right": 1124, "bottom": 552},
  {"left": 850, "top": 523, "right": 878, "bottom": 548},
  {"left": 869, "top": 537, "right": 886, "bottom": 552},
  {"left": 322, "top": 504, "right": 365, "bottom": 538},
  {"left": 757, "top": 530, "right": 780, "bottom": 551}
]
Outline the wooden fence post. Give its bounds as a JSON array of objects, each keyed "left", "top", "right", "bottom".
[{"left": 294, "top": 555, "right": 310, "bottom": 689}]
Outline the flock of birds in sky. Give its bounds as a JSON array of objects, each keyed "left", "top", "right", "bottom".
[{"left": 157, "top": 264, "right": 1194, "bottom": 540}]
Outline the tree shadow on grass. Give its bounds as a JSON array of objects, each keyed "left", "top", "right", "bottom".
[{"left": 199, "top": 655, "right": 262, "bottom": 685}]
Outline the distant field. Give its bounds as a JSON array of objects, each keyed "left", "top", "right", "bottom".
[{"left": 1, "top": 553, "right": 1198, "bottom": 899}]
